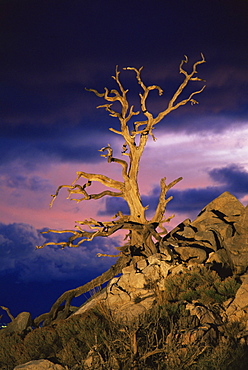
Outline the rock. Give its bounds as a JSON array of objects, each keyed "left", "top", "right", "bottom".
[
  {"left": 162, "top": 192, "right": 248, "bottom": 274},
  {"left": 4, "top": 312, "right": 32, "bottom": 334},
  {"left": 226, "top": 274, "right": 248, "bottom": 323},
  {"left": 104, "top": 254, "right": 174, "bottom": 321},
  {"left": 14, "top": 359, "right": 65, "bottom": 370},
  {"left": 166, "top": 325, "right": 216, "bottom": 347},
  {"left": 72, "top": 254, "right": 178, "bottom": 322},
  {"left": 174, "top": 246, "right": 207, "bottom": 264},
  {"left": 186, "top": 301, "right": 223, "bottom": 325},
  {"left": 70, "top": 288, "right": 107, "bottom": 317},
  {"left": 224, "top": 205, "right": 248, "bottom": 274},
  {"left": 206, "top": 249, "right": 230, "bottom": 267}
]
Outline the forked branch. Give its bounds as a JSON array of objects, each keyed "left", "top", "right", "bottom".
[
  {"left": 154, "top": 53, "right": 206, "bottom": 124},
  {"left": 49, "top": 169, "right": 124, "bottom": 207}
]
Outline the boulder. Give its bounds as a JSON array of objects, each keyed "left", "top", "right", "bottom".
[
  {"left": 162, "top": 192, "right": 248, "bottom": 274},
  {"left": 166, "top": 325, "right": 217, "bottom": 347},
  {"left": 14, "top": 359, "right": 65, "bottom": 370},
  {"left": 4, "top": 312, "right": 32, "bottom": 334},
  {"left": 174, "top": 246, "right": 207, "bottom": 264},
  {"left": 186, "top": 301, "right": 223, "bottom": 326}
]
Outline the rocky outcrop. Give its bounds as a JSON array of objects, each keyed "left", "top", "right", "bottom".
[
  {"left": 14, "top": 359, "right": 65, "bottom": 370},
  {"left": 73, "top": 192, "right": 248, "bottom": 323},
  {"left": 162, "top": 191, "right": 248, "bottom": 274},
  {"left": 225, "top": 274, "right": 248, "bottom": 324},
  {"left": 72, "top": 254, "right": 187, "bottom": 322}
]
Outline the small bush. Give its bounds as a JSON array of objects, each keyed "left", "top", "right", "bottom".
[{"left": 163, "top": 266, "right": 241, "bottom": 305}]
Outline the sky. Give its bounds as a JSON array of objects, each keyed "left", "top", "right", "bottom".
[{"left": 1, "top": 0, "right": 248, "bottom": 323}]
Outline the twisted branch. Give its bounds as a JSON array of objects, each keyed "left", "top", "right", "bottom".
[
  {"left": 49, "top": 169, "right": 124, "bottom": 208},
  {"left": 0, "top": 306, "right": 15, "bottom": 321},
  {"left": 33, "top": 255, "right": 130, "bottom": 327},
  {"left": 99, "top": 144, "right": 128, "bottom": 179}
]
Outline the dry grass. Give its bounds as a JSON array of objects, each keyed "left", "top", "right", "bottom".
[{"left": 0, "top": 267, "right": 246, "bottom": 369}]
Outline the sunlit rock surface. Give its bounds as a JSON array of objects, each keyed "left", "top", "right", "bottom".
[{"left": 14, "top": 359, "right": 65, "bottom": 370}]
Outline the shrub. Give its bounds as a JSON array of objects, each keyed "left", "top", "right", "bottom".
[
  {"left": 0, "top": 266, "right": 243, "bottom": 369},
  {"left": 163, "top": 266, "right": 241, "bottom": 305}
]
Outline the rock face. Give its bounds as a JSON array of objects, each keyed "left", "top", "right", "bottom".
[
  {"left": 14, "top": 359, "right": 65, "bottom": 370},
  {"left": 162, "top": 191, "right": 248, "bottom": 274}
]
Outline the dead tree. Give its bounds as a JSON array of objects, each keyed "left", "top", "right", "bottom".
[{"left": 35, "top": 55, "right": 205, "bottom": 326}]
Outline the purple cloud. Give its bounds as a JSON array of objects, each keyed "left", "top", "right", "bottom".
[
  {"left": 209, "top": 164, "right": 248, "bottom": 195},
  {"left": 99, "top": 164, "right": 248, "bottom": 220}
]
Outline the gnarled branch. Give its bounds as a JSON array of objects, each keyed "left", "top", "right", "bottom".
[
  {"left": 74, "top": 170, "right": 123, "bottom": 190},
  {"left": 49, "top": 169, "right": 124, "bottom": 208},
  {"left": 99, "top": 144, "right": 128, "bottom": 179},
  {"left": 0, "top": 306, "right": 15, "bottom": 321}
]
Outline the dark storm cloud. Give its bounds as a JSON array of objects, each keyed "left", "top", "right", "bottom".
[
  {"left": 100, "top": 164, "right": 248, "bottom": 219},
  {"left": 98, "top": 197, "right": 130, "bottom": 217},
  {"left": 0, "top": 222, "right": 119, "bottom": 282},
  {"left": 163, "top": 165, "right": 248, "bottom": 214},
  {"left": 166, "top": 187, "right": 225, "bottom": 215},
  {"left": 0, "top": 123, "right": 111, "bottom": 166},
  {"left": 209, "top": 164, "right": 248, "bottom": 195},
  {"left": 1, "top": 0, "right": 247, "bottom": 135}
]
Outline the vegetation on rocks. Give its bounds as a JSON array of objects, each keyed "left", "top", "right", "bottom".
[{"left": 1, "top": 267, "right": 247, "bottom": 369}]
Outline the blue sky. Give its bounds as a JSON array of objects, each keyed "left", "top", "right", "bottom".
[{"left": 0, "top": 0, "right": 248, "bottom": 323}]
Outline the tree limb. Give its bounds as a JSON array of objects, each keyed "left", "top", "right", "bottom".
[
  {"left": 154, "top": 53, "right": 206, "bottom": 124},
  {"left": 99, "top": 144, "right": 128, "bottom": 179},
  {"left": 0, "top": 306, "right": 15, "bottom": 321},
  {"left": 49, "top": 170, "right": 124, "bottom": 208},
  {"left": 151, "top": 176, "right": 183, "bottom": 224},
  {"left": 74, "top": 171, "right": 124, "bottom": 190},
  {"left": 33, "top": 255, "right": 130, "bottom": 327}
]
